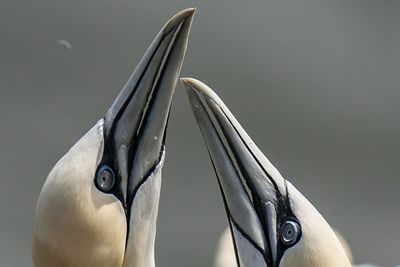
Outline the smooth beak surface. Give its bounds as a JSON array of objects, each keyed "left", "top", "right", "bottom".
[
  {"left": 182, "top": 78, "right": 291, "bottom": 267},
  {"left": 97, "top": 8, "right": 195, "bottom": 214}
]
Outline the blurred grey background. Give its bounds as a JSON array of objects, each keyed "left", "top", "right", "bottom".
[{"left": 0, "top": 0, "right": 399, "bottom": 266}]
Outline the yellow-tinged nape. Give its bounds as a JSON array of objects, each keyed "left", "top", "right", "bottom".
[
  {"left": 32, "top": 121, "right": 127, "bottom": 267},
  {"left": 32, "top": 120, "right": 165, "bottom": 267},
  {"left": 279, "top": 182, "right": 352, "bottom": 267}
]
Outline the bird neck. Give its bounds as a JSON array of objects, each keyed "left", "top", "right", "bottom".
[{"left": 122, "top": 163, "right": 163, "bottom": 267}]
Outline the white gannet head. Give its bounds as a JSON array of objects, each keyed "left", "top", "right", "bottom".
[
  {"left": 32, "top": 9, "right": 195, "bottom": 267},
  {"left": 213, "top": 227, "right": 355, "bottom": 267},
  {"left": 183, "top": 78, "right": 352, "bottom": 267}
]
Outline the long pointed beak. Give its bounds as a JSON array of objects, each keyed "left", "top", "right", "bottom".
[
  {"left": 98, "top": 9, "right": 195, "bottom": 212},
  {"left": 182, "top": 78, "right": 291, "bottom": 267}
]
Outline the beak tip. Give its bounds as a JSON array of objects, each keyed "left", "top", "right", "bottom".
[
  {"left": 164, "top": 8, "right": 196, "bottom": 33},
  {"left": 181, "top": 7, "right": 197, "bottom": 17},
  {"left": 180, "top": 77, "right": 193, "bottom": 88},
  {"left": 180, "top": 78, "right": 213, "bottom": 101}
]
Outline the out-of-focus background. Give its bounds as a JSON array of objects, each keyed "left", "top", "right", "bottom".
[{"left": 1, "top": 0, "right": 399, "bottom": 266}]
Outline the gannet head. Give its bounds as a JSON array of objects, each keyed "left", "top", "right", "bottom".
[
  {"left": 32, "top": 9, "right": 194, "bottom": 267},
  {"left": 182, "top": 78, "right": 352, "bottom": 267},
  {"left": 214, "top": 227, "right": 355, "bottom": 267}
]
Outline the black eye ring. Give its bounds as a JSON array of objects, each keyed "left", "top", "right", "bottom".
[
  {"left": 280, "top": 220, "right": 301, "bottom": 246},
  {"left": 95, "top": 165, "right": 115, "bottom": 192}
]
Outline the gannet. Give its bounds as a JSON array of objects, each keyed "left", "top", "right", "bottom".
[
  {"left": 182, "top": 77, "right": 352, "bottom": 267},
  {"left": 213, "top": 227, "right": 379, "bottom": 267},
  {"left": 32, "top": 9, "right": 194, "bottom": 267}
]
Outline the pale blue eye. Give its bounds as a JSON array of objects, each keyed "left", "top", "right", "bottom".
[
  {"left": 280, "top": 220, "right": 300, "bottom": 246},
  {"left": 96, "top": 166, "right": 115, "bottom": 192}
]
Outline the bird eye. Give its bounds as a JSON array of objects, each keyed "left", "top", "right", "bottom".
[
  {"left": 95, "top": 165, "right": 115, "bottom": 192},
  {"left": 280, "top": 220, "right": 301, "bottom": 246}
]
